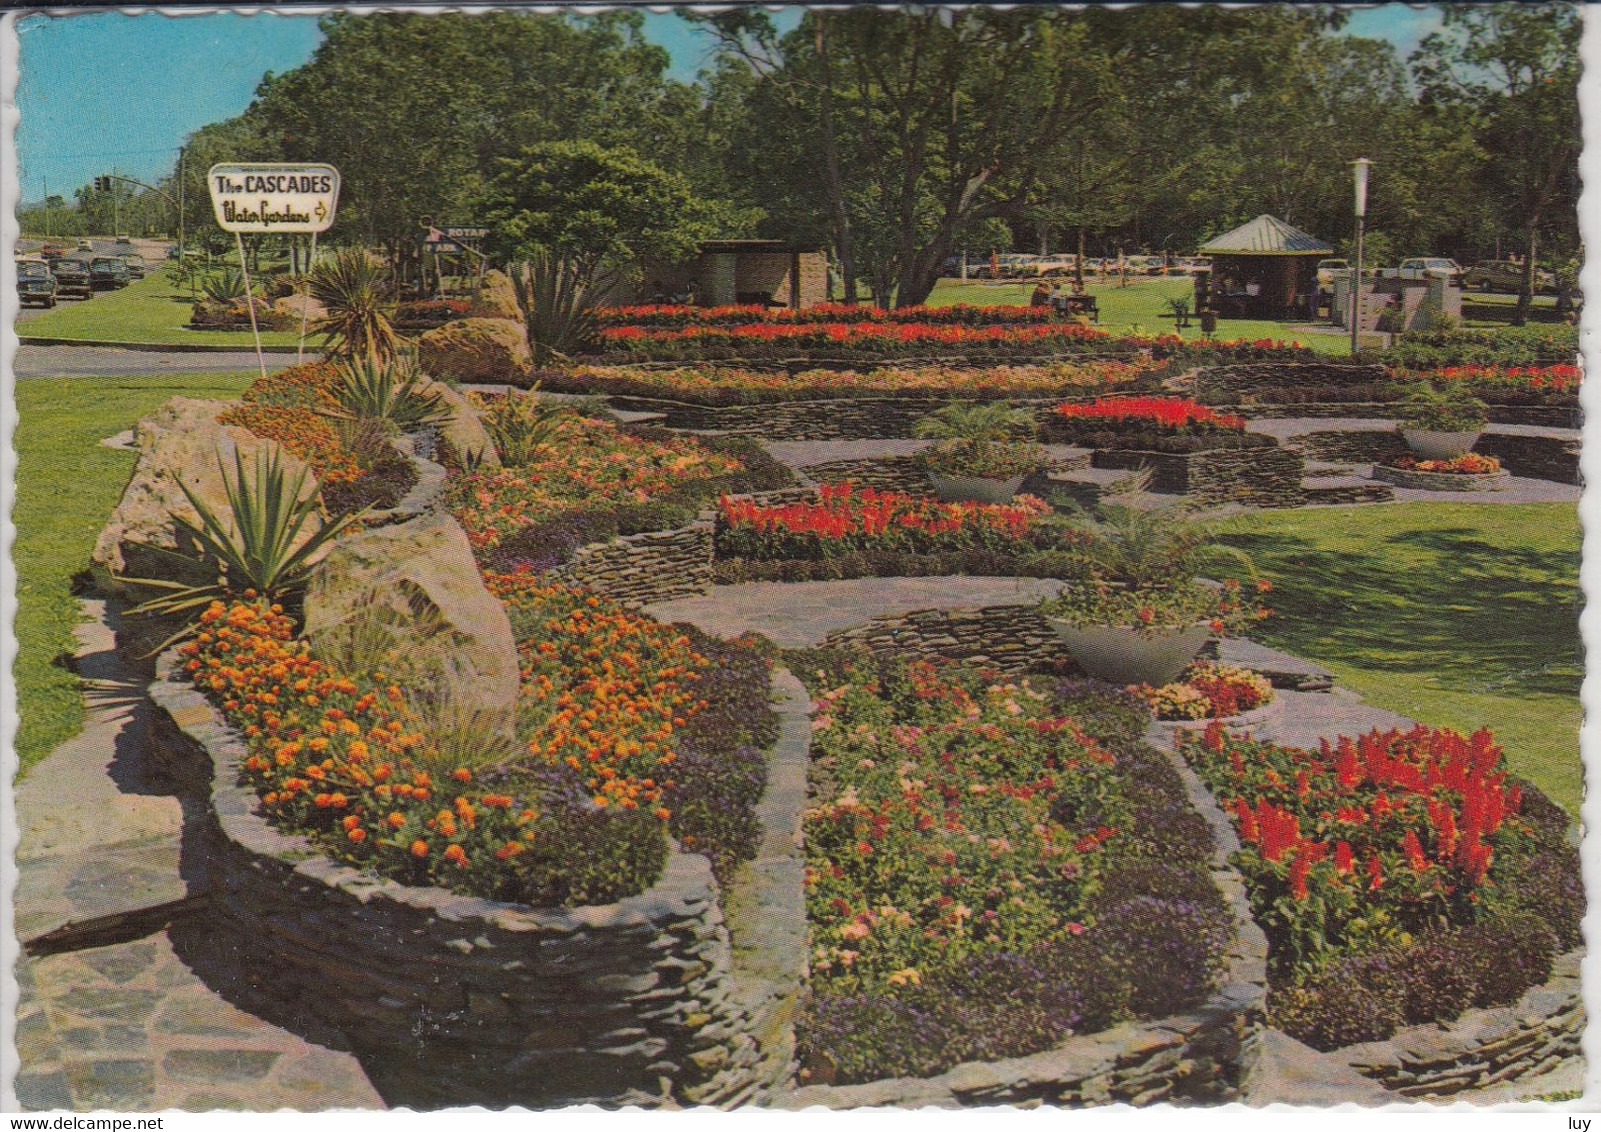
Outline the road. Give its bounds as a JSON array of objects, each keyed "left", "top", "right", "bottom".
[{"left": 13, "top": 344, "right": 302, "bottom": 379}]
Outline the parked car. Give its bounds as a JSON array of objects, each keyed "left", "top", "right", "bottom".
[
  {"left": 1462, "top": 259, "right": 1556, "bottom": 294},
  {"left": 1384, "top": 258, "right": 1465, "bottom": 286},
  {"left": 76, "top": 239, "right": 94, "bottom": 252},
  {"left": 48, "top": 256, "right": 92, "bottom": 298},
  {"left": 40, "top": 243, "right": 71, "bottom": 259},
  {"left": 1029, "top": 255, "right": 1079, "bottom": 276},
  {"left": 120, "top": 253, "right": 146, "bottom": 279},
  {"left": 1316, "top": 258, "right": 1350, "bottom": 288},
  {"left": 114, "top": 235, "right": 133, "bottom": 247},
  {"left": 90, "top": 255, "right": 130, "bottom": 290},
  {"left": 17, "top": 259, "right": 57, "bottom": 307}
]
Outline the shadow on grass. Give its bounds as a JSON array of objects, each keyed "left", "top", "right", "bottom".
[{"left": 1218, "top": 525, "right": 1580, "bottom": 700}]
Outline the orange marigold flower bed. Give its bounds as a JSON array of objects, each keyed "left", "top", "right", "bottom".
[{"left": 217, "top": 404, "right": 367, "bottom": 484}]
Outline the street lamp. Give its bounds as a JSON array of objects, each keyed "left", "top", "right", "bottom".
[{"left": 1350, "top": 157, "right": 1372, "bottom": 357}]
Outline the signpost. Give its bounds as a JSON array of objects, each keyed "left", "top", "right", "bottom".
[
  {"left": 421, "top": 221, "right": 489, "bottom": 298},
  {"left": 208, "top": 162, "right": 341, "bottom": 372}
]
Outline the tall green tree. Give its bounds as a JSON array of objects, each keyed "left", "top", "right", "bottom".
[
  {"left": 479, "top": 140, "right": 722, "bottom": 289},
  {"left": 704, "top": 8, "right": 1119, "bottom": 307},
  {"left": 1412, "top": 5, "right": 1581, "bottom": 323}
]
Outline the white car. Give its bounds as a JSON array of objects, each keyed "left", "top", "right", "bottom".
[{"left": 1387, "top": 258, "right": 1464, "bottom": 286}]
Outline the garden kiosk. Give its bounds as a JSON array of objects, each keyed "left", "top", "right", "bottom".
[{"left": 1199, "top": 214, "right": 1331, "bottom": 320}]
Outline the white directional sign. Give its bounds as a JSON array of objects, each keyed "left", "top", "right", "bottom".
[{"left": 208, "top": 163, "right": 341, "bottom": 233}]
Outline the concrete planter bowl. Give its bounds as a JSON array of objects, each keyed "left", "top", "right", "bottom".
[
  {"left": 1400, "top": 428, "right": 1481, "bottom": 461},
  {"left": 1045, "top": 618, "right": 1212, "bottom": 686},
  {"left": 927, "top": 471, "right": 1026, "bottom": 505}
]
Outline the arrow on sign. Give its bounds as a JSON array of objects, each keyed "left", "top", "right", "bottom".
[{"left": 315, "top": 201, "right": 328, "bottom": 222}]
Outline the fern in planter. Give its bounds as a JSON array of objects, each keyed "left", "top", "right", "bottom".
[
  {"left": 912, "top": 401, "right": 1047, "bottom": 479},
  {"left": 1395, "top": 385, "right": 1489, "bottom": 432}
]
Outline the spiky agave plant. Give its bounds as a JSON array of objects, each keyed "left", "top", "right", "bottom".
[
  {"left": 511, "top": 248, "right": 599, "bottom": 365},
  {"left": 201, "top": 266, "right": 248, "bottom": 302},
  {"left": 308, "top": 247, "right": 399, "bottom": 363},
  {"left": 321, "top": 354, "right": 455, "bottom": 432},
  {"left": 119, "top": 444, "right": 365, "bottom": 648},
  {"left": 480, "top": 383, "right": 572, "bottom": 466}
]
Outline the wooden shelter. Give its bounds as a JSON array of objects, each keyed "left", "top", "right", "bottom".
[
  {"left": 617, "top": 240, "right": 829, "bottom": 308},
  {"left": 1198, "top": 215, "right": 1331, "bottom": 320}
]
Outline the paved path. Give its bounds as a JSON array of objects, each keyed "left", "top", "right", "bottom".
[
  {"left": 647, "top": 576, "right": 1068, "bottom": 648},
  {"left": 14, "top": 345, "right": 304, "bottom": 379},
  {"left": 12, "top": 600, "right": 383, "bottom": 1111},
  {"left": 1249, "top": 415, "right": 1580, "bottom": 443}
]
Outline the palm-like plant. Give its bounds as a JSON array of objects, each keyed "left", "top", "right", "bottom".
[
  {"left": 481, "top": 384, "right": 572, "bottom": 466},
  {"left": 308, "top": 248, "right": 399, "bottom": 363},
  {"left": 912, "top": 401, "right": 1035, "bottom": 443},
  {"left": 1059, "top": 470, "right": 1252, "bottom": 589},
  {"left": 202, "top": 267, "right": 248, "bottom": 303},
  {"left": 119, "top": 445, "right": 364, "bottom": 645},
  {"left": 511, "top": 248, "right": 599, "bottom": 365},
  {"left": 321, "top": 355, "right": 454, "bottom": 432}
]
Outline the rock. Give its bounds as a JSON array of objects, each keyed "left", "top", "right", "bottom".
[
  {"left": 414, "top": 374, "right": 500, "bottom": 469},
  {"left": 271, "top": 293, "right": 327, "bottom": 324},
  {"left": 91, "top": 397, "right": 319, "bottom": 595},
  {"left": 417, "top": 318, "right": 531, "bottom": 383},
  {"left": 469, "top": 269, "right": 523, "bottom": 322},
  {"left": 301, "top": 510, "right": 520, "bottom": 729}
]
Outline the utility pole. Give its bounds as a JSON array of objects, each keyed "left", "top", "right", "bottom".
[
  {"left": 43, "top": 175, "right": 49, "bottom": 239},
  {"left": 113, "top": 165, "right": 120, "bottom": 236}
]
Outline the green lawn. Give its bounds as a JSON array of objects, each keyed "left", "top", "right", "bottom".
[
  {"left": 19, "top": 274, "right": 305, "bottom": 347},
  {"left": 1216, "top": 503, "right": 1583, "bottom": 814},
  {"left": 926, "top": 277, "right": 1382, "bottom": 355},
  {"left": 14, "top": 373, "right": 251, "bottom": 773}
]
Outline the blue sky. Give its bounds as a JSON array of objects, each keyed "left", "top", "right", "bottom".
[{"left": 16, "top": 5, "right": 1438, "bottom": 203}]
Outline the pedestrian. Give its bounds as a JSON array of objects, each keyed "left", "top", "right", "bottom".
[{"left": 1030, "top": 280, "right": 1051, "bottom": 307}]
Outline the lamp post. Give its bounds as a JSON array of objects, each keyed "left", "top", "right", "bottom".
[{"left": 1350, "top": 157, "right": 1371, "bottom": 357}]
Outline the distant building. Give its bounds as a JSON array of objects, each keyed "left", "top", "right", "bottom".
[
  {"left": 1198, "top": 215, "right": 1331, "bottom": 320},
  {"left": 616, "top": 240, "right": 830, "bottom": 308}
]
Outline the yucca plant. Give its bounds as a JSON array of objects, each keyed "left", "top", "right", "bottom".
[
  {"left": 511, "top": 248, "right": 599, "bottom": 365},
  {"left": 202, "top": 267, "right": 248, "bottom": 302},
  {"left": 308, "top": 247, "right": 399, "bottom": 363},
  {"left": 481, "top": 384, "right": 571, "bottom": 466},
  {"left": 119, "top": 444, "right": 365, "bottom": 646},
  {"left": 321, "top": 355, "right": 454, "bottom": 432}
]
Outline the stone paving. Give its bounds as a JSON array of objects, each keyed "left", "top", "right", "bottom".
[{"left": 11, "top": 600, "right": 384, "bottom": 1111}]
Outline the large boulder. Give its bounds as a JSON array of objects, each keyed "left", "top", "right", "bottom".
[
  {"left": 415, "top": 374, "right": 501, "bottom": 469},
  {"left": 271, "top": 292, "right": 327, "bottom": 324},
  {"left": 417, "top": 318, "right": 531, "bottom": 384},
  {"left": 91, "top": 397, "right": 318, "bottom": 595},
  {"left": 468, "top": 269, "right": 522, "bottom": 322},
  {"left": 301, "top": 511, "right": 520, "bottom": 730}
]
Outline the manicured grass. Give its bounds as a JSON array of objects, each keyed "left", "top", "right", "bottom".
[
  {"left": 926, "top": 277, "right": 1380, "bottom": 355},
  {"left": 1215, "top": 503, "right": 1582, "bottom": 814},
  {"left": 14, "top": 373, "right": 252, "bottom": 774},
  {"left": 19, "top": 274, "right": 305, "bottom": 347}
]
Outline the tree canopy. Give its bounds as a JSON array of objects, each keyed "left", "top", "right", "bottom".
[{"left": 67, "top": 6, "right": 1578, "bottom": 308}]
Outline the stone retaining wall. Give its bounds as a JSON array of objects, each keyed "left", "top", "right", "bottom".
[
  {"left": 1090, "top": 446, "right": 1306, "bottom": 507},
  {"left": 1290, "top": 429, "right": 1408, "bottom": 465},
  {"left": 1475, "top": 431, "right": 1581, "bottom": 485},
  {"left": 1371, "top": 465, "right": 1509, "bottom": 492},
  {"left": 546, "top": 521, "right": 716, "bottom": 607},
  {"left": 146, "top": 645, "right": 803, "bottom": 1109},
  {"left": 1191, "top": 363, "right": 1389, "bottom": 405},
  {"left": 607, "top": 395, "right": 1071, "bottom": 442},
  {"left": 1336, "top": 950, "right": 1583, "bottom": 1098},
  {"left": 818, "top": 602, "right": 1076, "bottom": 676}
]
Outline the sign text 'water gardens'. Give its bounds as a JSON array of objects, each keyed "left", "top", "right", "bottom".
[{"left": 208, "top": 163, "right": 341, "bottom": 233}]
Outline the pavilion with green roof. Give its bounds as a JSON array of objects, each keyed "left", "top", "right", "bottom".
[{"left": 1199, "top": 214, "right": 1332, "bottom": 320}]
